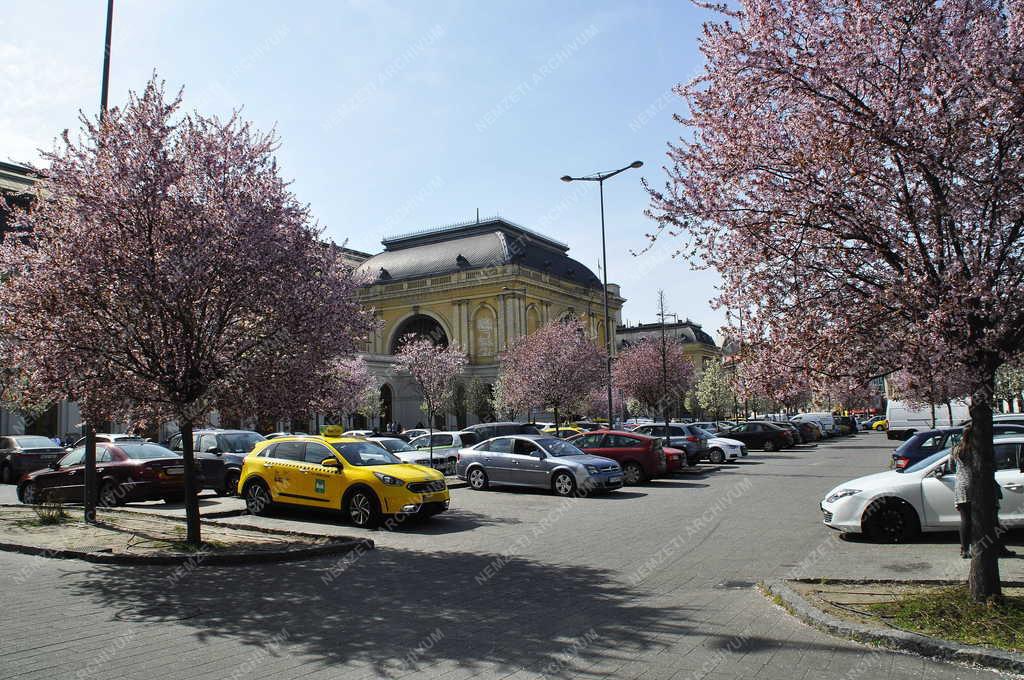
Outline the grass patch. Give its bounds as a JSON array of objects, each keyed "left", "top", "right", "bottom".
[{"left": 867, "top": 586, "right": 1024, "bottom": 652}]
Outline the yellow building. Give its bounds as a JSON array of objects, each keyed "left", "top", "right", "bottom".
[{"left": 354, "top": 216, "right": 624, "bottom": 429}]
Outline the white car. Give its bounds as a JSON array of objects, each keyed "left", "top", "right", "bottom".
[
  {"left": 341, "top": 430, "right": 375, "bottom": 438},
  {"left": 407, "top": 431, "right": 481, "bottom": 475},
  {"left": 821, "top": 434, "right": 1024, "bottom": 542}
]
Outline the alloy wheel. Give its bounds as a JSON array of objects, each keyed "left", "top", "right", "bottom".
[
  {"left": 469, "top": 468, "right": 488, "bottom": 490},
  {"left": 349, "top": 492, "right": 372, "bottom": 526},
  {"left": 623, "top": 463, "right": 643, "bottom": 485},
  {"left": 22, "top": 482, "right": 37, "bottom": 505}
]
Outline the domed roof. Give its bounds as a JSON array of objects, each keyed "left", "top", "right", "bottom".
[{"left": 357, "top": 217, "right": 602, "bottom": 289}]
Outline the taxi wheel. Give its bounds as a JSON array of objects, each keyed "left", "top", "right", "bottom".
[
  {"left": 468, "top": 467, "right": 489, "bottom": 491},
  {"left": 552, "top": 472, "right": 577, "bottom": 497},
  {"left": 244, "top": 480, "right": 272, "bottom": 516},
  {"left": 346, "top": 488, "right": 382, "bottom": 529}
]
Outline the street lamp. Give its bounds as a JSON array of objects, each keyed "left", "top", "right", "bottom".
[{"left": 560, "top": 160, "right": 643, "bottom": 427}]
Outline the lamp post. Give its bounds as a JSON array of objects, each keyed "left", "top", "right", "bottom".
[
  {"left": 561, "top": 160, "right": 642, "bottom": 428},
  {"left": 84, "top": 0, "right": 114, "bottom": 525},
  {"left": 658, "top": 292, "right": 679, "bottom": 449}
]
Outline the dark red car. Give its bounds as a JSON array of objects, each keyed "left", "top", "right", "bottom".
[
  {"left": 17, "top": 441, "right": 203, "bottom": 506},
  {"left": 568, "top": 430, "right": 670, "bottom": 484}
]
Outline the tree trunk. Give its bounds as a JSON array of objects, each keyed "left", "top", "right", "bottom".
[
  {"left": 946, "top": 401, "right": 954, "bottom": 426},
  {"left": 180, "top": 420, "right": 202, "bottom": 546},
  {"left": 967, "top": 390, "right": 1001, "bottom": 602},
  {"left": 554, "top": 405, "right": 560, "bottom": 438},
  {"left": 427, "top": 400, "right": 434, "bottom": 467},
  {"left": 930, "top": 402, "right": 936, "bottom": 429}
]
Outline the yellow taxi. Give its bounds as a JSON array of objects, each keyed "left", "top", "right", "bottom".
[
  {"left": 872, "top": 419, "right": 888, "bottom": 431},
  {"left": 237, "top": 428, "right": 449, "bottom": 528}
]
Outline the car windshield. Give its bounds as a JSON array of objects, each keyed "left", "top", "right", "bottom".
[
  {"left": 332, "top": 441, "right": 402, "bottom": 466},
  {"left": 220, "top": 432, "right": 265, "bottom": 453},
  {"left": 120, "top": 443, "right": 180, "bottom": 460},
  {"left": 377, "top": 438, "right": 415, "bottom": 453},
  {"left": 15, "top": 436, "right": 60, "bottom": 449},
  {"left": 904, "top": 448, "right": 950, "bottom": 473},
  {"left": 693, "top": 426, "right": 715, "bottom": 437},
  {"left": 536, "top": 438, "right": 586, "bottom": 457}
]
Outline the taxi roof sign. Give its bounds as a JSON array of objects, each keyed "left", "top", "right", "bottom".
[{"left": 321, "top": 424, "right": 344, "bottom": 437}]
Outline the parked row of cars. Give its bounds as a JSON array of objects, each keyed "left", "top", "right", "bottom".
[{"left": 821, "top": 412, "right": 1024, "bottom": 542}]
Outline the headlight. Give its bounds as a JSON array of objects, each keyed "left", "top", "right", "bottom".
[
  {"left": 826, "top": 489, "right": 861, "bottom": 503},
  {"left": 374, "top": 472, "right": 404, "bottom": 486},
  {"left": 585, "top": 465, "right": 599, "bottom": 474}
]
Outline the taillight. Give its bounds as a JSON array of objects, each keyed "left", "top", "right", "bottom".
[
  {"left": 686, "top": 435, "right": 699, "bottom": 443},
  {"left": 895, "top": 457, "right": 909, "bottom": 469}
]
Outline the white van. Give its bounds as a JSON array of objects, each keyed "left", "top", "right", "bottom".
[
  {"left": 791, "top": 412, "right": 836, "bottom": 435},
  {"left": 885, "top": 399, "right": 971, "bottom": 441}
]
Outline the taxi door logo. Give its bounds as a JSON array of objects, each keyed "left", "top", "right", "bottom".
[{"left": 315, "top": 478, "right": 326, "bottom": 494}]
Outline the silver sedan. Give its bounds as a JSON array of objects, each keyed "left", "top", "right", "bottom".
[{"left": 456, "top": 435, "right": 623, "bottom": 496}]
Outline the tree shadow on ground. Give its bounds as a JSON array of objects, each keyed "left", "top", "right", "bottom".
[
  {"left": 62, "top": 546, "right": 914, "bottom": 678},
  {"left": 66, "top": 547, "right": 692, "bottom": 678}
]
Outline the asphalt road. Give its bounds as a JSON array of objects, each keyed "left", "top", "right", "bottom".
[{"left": 1, "top": 432, "right": 1019, "bottom": 679}]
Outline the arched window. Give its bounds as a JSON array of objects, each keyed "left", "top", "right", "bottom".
[
  {"left": 389, "top": 314, "right": 449, "bottom": 354},
  {"left": 526, "top": 305, "right": 541, "bottom": 335}
]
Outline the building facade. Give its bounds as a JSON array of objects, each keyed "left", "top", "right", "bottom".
[
  {"left": 354, "top": 216, "right": 624, "bottom": 429},
  {"left": 616, "top": 319, "right": 721, "bottom": 376}
]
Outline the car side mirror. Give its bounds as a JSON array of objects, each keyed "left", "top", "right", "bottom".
[
  {"left": 321, "top": 458, "right": 341, "bottom": 470},
  {"left": 207, "top": 447, "right": 221, "bottom": 455}
]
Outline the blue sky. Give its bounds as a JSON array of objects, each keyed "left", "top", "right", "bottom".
[{"left": 1, "top": 0, "right": 723, "bottom": 335}]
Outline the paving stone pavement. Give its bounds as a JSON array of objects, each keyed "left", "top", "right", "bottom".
[{"left": 1, "top": 432, "right": 1020, "bottom": 679}]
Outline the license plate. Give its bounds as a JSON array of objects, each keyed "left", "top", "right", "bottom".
[
  {"left": 609, "top": 476, "right": 622, "bottom": 484},
  {"left": 165, "top": 466, "right": 184, "bottom": 475},
  {"left": 425, "top": 492, "right": 446, "bottom": 501}
]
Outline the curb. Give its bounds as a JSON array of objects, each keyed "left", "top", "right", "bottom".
[
  {"left": 0, "top": 506, "right": 374, "bottom": 566},
  {"left": 762, "top": 579, "right": 1024, "bottom": 675}
]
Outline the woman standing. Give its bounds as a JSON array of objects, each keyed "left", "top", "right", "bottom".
[{"left": 952, "top": 425, "right": 1014, "bottom": 559}]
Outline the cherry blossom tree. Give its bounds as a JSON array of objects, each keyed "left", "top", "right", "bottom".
[
  {"left": 0, "top": 76, "right": 373, "bottom": 545},
  {"left": 498, "top": 318, "right": 604, "bottom": 436},
  {"left": 695, "top": 360, "right": 735, "bottom": 421},
  {"left": 311, "top": 357, "right": 378, "bottom": 429},
  {"left": 393, "top": 335, "right": 467, "bottom": 462},
  {"left": 646, "top": 0, "right": 1024, "bottom": 599},
  {"left": 613, "top": 337, "right": 695, "bottom": 443},
  {"left": 994, "top": 361, "right": 1024, "bottom": 413},
  {"left": 466, "top": 378, "right": 495, "bottom": 423}
]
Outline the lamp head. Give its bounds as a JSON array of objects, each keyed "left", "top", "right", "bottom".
[
  {"left": 560, "top": 175, "right": 574, "bottom": 182},
  {"left": 630, "top": 160, "right": 643, "bottom": 169}
]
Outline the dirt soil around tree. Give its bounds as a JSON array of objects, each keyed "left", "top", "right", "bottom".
[
  {"left": 790, "top": 579, "right": 1024, "bottom": 653},
  {"left": 0, "top": 504, "right": 347, "bottom": 561}
]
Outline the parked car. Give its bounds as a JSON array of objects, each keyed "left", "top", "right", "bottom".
[
  {"left": 872, "top": 418, "right": 889, "bottom": 431},
  {"left": 690, "top": 426, "right": 748, "bottom": 463},
  {"left": 861, "top": 415, "right": 886, "bottom": 430},
  {"left": 774, "top": 421, "right": 805, "bottom": 444},
  {"left": 573, "top": 421, "right": 603, "bottom": 431},
  {"left": 456, "top": 435, "right": 622, "bottom": 496},
  {"left": 890, "top": 423, "right": 1024, "bottom": 470},
  {"left": 539, "top": 425, "right": 586, "bottom": 439},
  {"left": 239, "top": 434, "right": 449, "bottom": 527},
  {"left": 834, "top": 415, "right": 859, "bottom": 435},
  {"left": 17, "top": 441, "right": 204, "bottom": 505},
  {"left": 720, "top": 421, "right": 793, "bottom": 451},
  {"left": 791, "top": 412, "right": 836, "bottom": 437},
  {"left": 629, "top": 423, "right": 708, "bottom": 466},
  {"left": 342, "top": 430, "right": 375, "bottom": 438},
  {"left": 406, "top": 431, "right": 480, "bottom": 474},
  {"left": 265, "top": 431, "right": 309, "bottom": 440},
  {"left": 567, "top": 430, "right": 668, "bottom": 484},
  {"left": 464, "top": 422, "right": 541, "bottom": 440},
  {"left": 169, "top": 428, "right": 265, "bottom": 496},
  {"left": 821, "top": 434, "right": 1024, "bottom": 542},
  {"left": 792, "top": 421, "right": 821, "bottom": 442},
  {"left": 401, "top": 428, "right": 430, "bottom": 440},
  {"left": 66, "top": 432, "right": 145, "bottom": 449},
  {"left": 0, "top": 435, "right": 69, "bottom": 484}
]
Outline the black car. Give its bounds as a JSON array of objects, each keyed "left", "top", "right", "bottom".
[
  {"left": 891, "top": 423, "right": 1024, "bottom": 470},
  {"left": 719, "top": 421, "right": 793, "bottom": 451},
  {"left": 168, "top": 429, "right": 265, "bottom": 495},
  {"left": 464, "top": 422, "right": 541, "bottom": 441},
  {"left": 0, "top": 435, "right": 67, "bottom": 484},
  {"left": 772, "top": 421, "right": 804, "bottom": 445}
]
